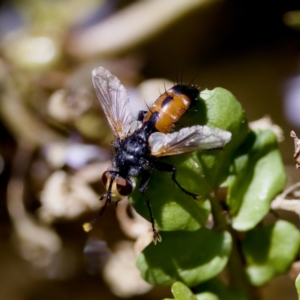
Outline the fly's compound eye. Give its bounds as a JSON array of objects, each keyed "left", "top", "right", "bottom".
[{"left": 115, "top": 177, "right": 132, "bottom": 196}]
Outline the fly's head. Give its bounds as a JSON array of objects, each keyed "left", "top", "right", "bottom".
[{"left": 101, "top": 171, "right": 133, "bottom": 205}]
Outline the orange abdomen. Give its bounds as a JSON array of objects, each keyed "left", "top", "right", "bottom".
[{"left": 143, "top": 85, "right": 199, "bottom": 133}]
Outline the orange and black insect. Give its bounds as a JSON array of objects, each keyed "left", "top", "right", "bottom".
[
  {"left": 85, "top": 67, "right": 232, "bottom": 243},
  {"left": 142, "top": 84, "right": 199, "bottom": 133}
]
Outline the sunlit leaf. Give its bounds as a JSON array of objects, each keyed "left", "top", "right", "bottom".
[
  {"left": 227, "top": 130, "right": 286, "bottom": 231},
  {"left": 195, "top": 292, "right": 219, "bottom": 300},
  {"left": 136, "top": 229, "right": 232, "bottom": 286},
  {"left": 242, "top": 220, "right": 300, "bottom": 286},
  {"left": 295, "top": 273, "right": 300, "bottom": 299},
  {"left": 163, "top": 282, "right": 197, "bottom": 300}
]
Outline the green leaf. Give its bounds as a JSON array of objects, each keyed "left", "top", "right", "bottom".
[
  {"left": 163, "top": 282, "right": 197, "bottom": 300},
  {"left": 183, "top": 87, "right": 249, "bottom": 190},
  {"left": 295, "top": 273, "right": 300, "bottom": 299},
  {"left": 198, "top": 87, "right": 248, "bottom": 191},
  {"left": 195, "top": 292, "right": 219, "bottom": 300},
  {"left": 194, "top": 278, "right": 247, "bottom": 300},
  {"left": 129, "top": 88, "right": 248, "bottom": 232},
  {"left": 136, "top": 228, "right": 232, "bottom": 286},
  {"left": 130, "top": 169, "right": 211, "bottom": 232},
  {"left": 242, "top": 220, "right": 300, "bottom": 286},
  {"left": 227, "top": 129, "right": 286, "bottom": 231},
  {"left": 165, "top": 279, "right": 247, "bottom": 300}
]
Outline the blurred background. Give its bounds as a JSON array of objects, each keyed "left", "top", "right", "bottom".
[{"left": 1, "top": 0, "right": 300, "bottom": 299}]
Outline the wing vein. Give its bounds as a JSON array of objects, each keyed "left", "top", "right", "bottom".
[
  {"left": 149, "top": 125, "right": 232, "bottom": 157},
  {"left": 92, "top": 67, "right": 133, "bottom": 139}
]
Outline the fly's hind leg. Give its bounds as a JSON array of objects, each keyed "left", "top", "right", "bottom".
[
  {"left": 139, "top": 171, "right": 162, "bottom": 244},
  {"left": 153, "top": 161, "right": 199, "bottom": 199}
]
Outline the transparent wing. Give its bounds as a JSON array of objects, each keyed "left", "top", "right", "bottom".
[
  {"left": 149, "top": 125, "right": 232, "bottom": 157},
  {"left": 92, "top": 67, "right": 133, "bottom": 139}
]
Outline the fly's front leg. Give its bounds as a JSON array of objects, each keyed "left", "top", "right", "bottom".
[
  {"left": 139, "top": 171, "right": 161, "bottom": 244},
  {"left": 153, "top": 161, "right": 199, "bottom": 199},
  {"left": 82, "top": 177, "right": 113, "bottom": 232}
]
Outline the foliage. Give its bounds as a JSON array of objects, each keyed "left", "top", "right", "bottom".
[{"left": 129, "top": 88, "right": 296, "bottom": 299}]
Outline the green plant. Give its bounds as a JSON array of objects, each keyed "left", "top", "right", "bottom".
[{"left": 129, "top": 88, "right": 298, "bottom": 299}]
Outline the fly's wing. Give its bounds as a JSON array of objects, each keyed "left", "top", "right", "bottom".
[
  {"left": 149, "top": 125, "right": 232, "bottom": 157},
  {"left": 92, "top": 67, "right": 133, "bottom": 139}
]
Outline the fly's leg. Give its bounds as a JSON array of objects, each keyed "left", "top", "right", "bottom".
[
  {"left": 83, "top": 175, "right": 114, "bottom": 232},
  {"left": 99, "top": 194, "right": 110, "bottom": 215},
  {"left": 139, "top": 171, "right": 162, "bottom": 244},
  {"left": 100, "top": 174, "right": 114, "bottom": 210},
  {"left": 137, "top": 110, "right": 147, "bottom": 121},
  {"left": 153, "top": 161, "right": 199, "bottom": 199}
]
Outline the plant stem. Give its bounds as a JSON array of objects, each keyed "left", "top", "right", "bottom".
[
  {"left": 227, "top": 228, "right": 259, "bottom": 299},
  {"left": 209, "top": 193, "right": 227, "bottom": 231},
  {"left": 209, "top": 194, "right": 258, "bottom": 299}
]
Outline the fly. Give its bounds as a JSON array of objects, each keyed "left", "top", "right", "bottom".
[{"left": 84, "top": 67, "right": 232, "bottom": 243}]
